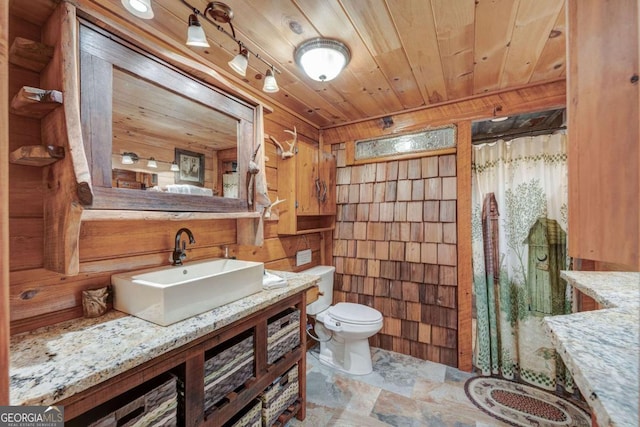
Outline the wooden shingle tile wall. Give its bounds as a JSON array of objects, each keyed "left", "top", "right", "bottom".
[{"left": 332, "top": 144, "right": 458, "bottom": 367}]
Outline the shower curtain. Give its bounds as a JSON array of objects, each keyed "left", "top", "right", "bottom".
[{"left": 471, "top": 132, "right": 573, "bottom": 392}]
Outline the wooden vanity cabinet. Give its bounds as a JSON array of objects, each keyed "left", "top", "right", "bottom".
[
  {"left": 60, "top": 291, "right": 309, "bottom": 427},
  {"left": 277, "top": 139, "right": 336, "bottom": 235}
]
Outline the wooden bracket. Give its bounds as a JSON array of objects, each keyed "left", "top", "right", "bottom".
[
  {"left": 10, "top": 86, "right": 63, "bottom": 118},
  {"left": 9, "top": 37, "right": 54, "bottom": 72},
  {"left": 9, "top": 145, "right": 65, "bottom": 166}
]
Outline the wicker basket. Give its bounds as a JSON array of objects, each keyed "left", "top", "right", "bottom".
[
  {"left": 260, "top": 364, "right": 299, "bottom": 427},
  {"left": 223, "top": 399, "right": 261, "bottom": 427},
  {"left": 267, "top": 309, "right": 300, "bottom": 364},
  {"left": 68, "top": 374, "right": 178, "bottom": 427},
  {"left": 204, "top": 333, "right": 254, "bottom": 411}
]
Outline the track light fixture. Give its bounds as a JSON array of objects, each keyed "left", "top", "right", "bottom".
[
  {"left": 228, "top": 45, "right": 249, "bottom": 76},
  {"left": 120, "top": 152, "right": 176, "bottom": 170},
  {"left": 186, "top": 14, "right": 209, "bottom": 47},
  {"left": 121, "top": 152, "right": 139, "bottom": 165},
  {"left": 181, "top": 1, "right": 281, "bottom": 93},
  {"left": 263, "top": 68, "right": 279, "bottom": 93}
]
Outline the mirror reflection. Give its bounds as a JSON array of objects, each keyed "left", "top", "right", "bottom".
[{"left": 110, "top": 68, "right": 239, "bottom": 198}]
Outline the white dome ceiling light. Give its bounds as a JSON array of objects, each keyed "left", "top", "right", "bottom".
[
  {"left": 121, "top": 0, "right": 154, "bottom": 19},
  {"left": 295, "top": 38, "right": 351, "bottom": 82}
]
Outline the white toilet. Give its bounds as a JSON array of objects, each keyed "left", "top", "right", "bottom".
[{"left": 303, "top": 265, "right": 383, "bottom": 375}]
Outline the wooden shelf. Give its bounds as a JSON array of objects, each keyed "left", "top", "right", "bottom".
[
  {"left": 80, "top": 209, "right": 261, "bottom": 221},
  {"left": 9, "top": 145, "right": 64, "bottom": 166},
  {"left": 279, "top": 226, "right": 335, "bottom": 236},
  {"left": 203, "top": 349, "right": 302, "bottom": 426},
  {"left": 10, "top": 86, "right": 63, "bottom": 118},
  {"left": 278, "top": 215, "right": 335, "bottom": 235},
  {"left": 9, "top": 37, "right": 54, "bottom": 72}
]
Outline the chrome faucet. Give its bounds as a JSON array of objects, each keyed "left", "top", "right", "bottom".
[
  {"left": 172, "top": 228, "right": 195, "bottom": 266},
  {"left": 222, "top": 245, "right": 236, "bottom": 259}
]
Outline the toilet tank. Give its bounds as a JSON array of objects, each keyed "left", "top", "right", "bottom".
[{"left": 301, "top": 265, "right": 335, "bottom": 315}]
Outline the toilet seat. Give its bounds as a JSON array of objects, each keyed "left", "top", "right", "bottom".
[{"left": 327, "top": 303, "right": 382, "bottom": 325}]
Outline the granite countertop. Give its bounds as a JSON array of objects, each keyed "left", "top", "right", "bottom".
[
  {"left": 544, "top": 271, "right": 640, "bottom": 427},
  {"left": 10, "top": 270, "right": 318, "bottom": 407}
]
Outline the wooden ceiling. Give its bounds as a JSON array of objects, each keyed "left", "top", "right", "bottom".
[
  {"left": 112, "top": 68, "right": 238, "bottom": 153},
  {"left": 14, "top": 0, "right": 567, "bottom": 129}
]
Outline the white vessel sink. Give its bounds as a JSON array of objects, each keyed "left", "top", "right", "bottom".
[{"left": 111, "top": 258, "right": 264, "bottom": 326}]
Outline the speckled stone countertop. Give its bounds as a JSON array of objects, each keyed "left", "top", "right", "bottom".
[
  {"left": 544, "top": 271, "right": 640, "bottom": 427},
  {"left": 10, "top": 270, "right": 318, "bottom": 406}
]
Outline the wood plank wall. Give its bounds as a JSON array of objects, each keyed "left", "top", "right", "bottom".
[
  {"left": 331, "top": 145, "right": 460, "bottom": 366},
  {"left": 1, "top": 0, "right": 10, "bottom": 405},
  {"left": 9, "top": 124, "right": 323, "bottom": 334},
  {"left": 7, "top": 8, "right": 323, "bottom": 335}
]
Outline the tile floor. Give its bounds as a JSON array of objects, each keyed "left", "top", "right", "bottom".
[{"left": 288, "top": 347, "right": 509, "bottom": 427}]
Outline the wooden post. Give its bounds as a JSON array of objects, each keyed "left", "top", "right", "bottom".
[
  {"left": 0, "top": 0, "right": 9, "bottom": 405},
  {"left": 456, "top": 121, "right": 473, "bottom": 371},
  {"left": 41, "top": 2, "right": 92, "bottom": 275}
]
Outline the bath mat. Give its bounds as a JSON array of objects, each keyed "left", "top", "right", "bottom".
[{"left": 465, "top": 376, "right": 590, "bottom": 427}]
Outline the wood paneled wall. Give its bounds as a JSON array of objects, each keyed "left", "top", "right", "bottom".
[
  {"left": 331, "top": 144, "right": 460, "bottom": 366},
  {"left": 7, "top": 8, "right": 323, "bottom": 335},
  {"left": 567, "top": 0, "right": 639, "bottom": 269},
  {"left": 1, "top": 0, "right": 10, "bottom": 405},
  {"left": 9, "top": 128, "right": 322, "bottom": 335}
]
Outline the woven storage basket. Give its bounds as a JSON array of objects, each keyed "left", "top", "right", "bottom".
[
  {"left": 267, "top": 309, "right": 300, "bottom": 364},
  {"left": 204, "top": 333, "right": 254, "bottom": 411},
  {"left": 260, "top": 364, "right": 299, "bottom": 427},
  {"left": 74, "top": 374, "right": 178, "bottom": 427},
  {"left": 223, "top": 399, "right": 261, "bottom": 427}
]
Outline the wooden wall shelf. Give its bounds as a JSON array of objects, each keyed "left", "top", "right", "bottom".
[
  {"left": 9, "top": 145, "right": 65, "bottom": 166},
  {"left": 10, "top": 86, "right": 63, "bottom": 118},
  {"left": 80, "top": 209, "right": 261, "bottom": 221},
  {"left": 9, "top": 37, "right": 54, "bottom": 72}
]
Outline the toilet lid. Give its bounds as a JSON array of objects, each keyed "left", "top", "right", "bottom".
[{"left": 328, "top": 303, "right": 382, "bottom": 325}]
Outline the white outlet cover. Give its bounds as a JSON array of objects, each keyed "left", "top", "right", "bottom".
[{"left": 296, "top": 249, "right": 312, "bottom": 266}]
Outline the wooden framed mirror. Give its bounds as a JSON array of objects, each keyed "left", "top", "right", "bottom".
[{"left": 79, "top": 22, "right": 255, "bottom": 213}]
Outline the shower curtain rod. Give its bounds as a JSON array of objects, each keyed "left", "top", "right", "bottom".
[{"left": 472, "top": 125, "right": 567, "bottom": 144}]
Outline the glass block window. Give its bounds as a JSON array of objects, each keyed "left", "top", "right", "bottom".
[{"left": 355, "top": 125, "right": 456, "bottom": 161}]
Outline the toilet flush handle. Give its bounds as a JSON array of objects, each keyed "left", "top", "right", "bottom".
[{"left": 323, "top": 318, "right": 343, "bottom": 332}]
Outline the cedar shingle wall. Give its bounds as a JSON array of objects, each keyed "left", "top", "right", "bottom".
[{"left": 332, "top": 144, "right": 458, "bottom": 367}]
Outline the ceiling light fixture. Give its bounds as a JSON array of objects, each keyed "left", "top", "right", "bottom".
[
  {"left": 121, "top": 152, "right": 139, "bottom": 165},
  {"left": 181, "top": 1, "right": 281, "bottom": 92},
  {"left": 119, "top": 152, "right": 176, "bottom": 170},
  {"left": 121, "top": 0, "right": 154, "bottom": 19},
  {"left": 263, "top": 68, "right": 279, "bottom": 93},
  {"left": 186, "top": 14, "right": 209, "bottom": 47},
  {"left": 294, "top": 38, "right": 350, "bottom": 82},
  {"left": 228, "top": 45, "right": 249, "bottom": 76}
]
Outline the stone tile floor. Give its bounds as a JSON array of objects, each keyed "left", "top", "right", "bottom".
[{"left": 288, "top": 347, "right": 508, "bottom": 426}]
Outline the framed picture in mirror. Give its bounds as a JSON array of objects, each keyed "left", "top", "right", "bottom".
[{"left": 175, "top": 148, "right": 205, "bottom": 187}]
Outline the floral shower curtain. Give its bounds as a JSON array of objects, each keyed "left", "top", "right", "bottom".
[{"left": 471, "top": 132, "right": 572, "bottom": 392}]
